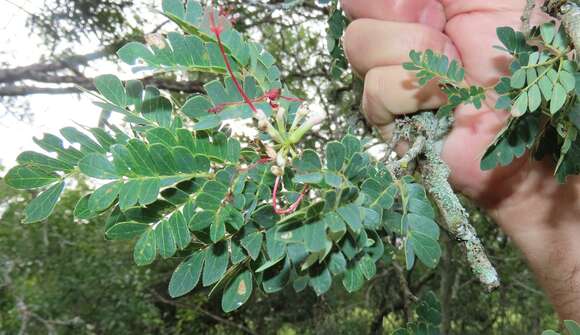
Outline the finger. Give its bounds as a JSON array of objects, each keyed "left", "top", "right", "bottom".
[
  {"left": 341, "top": 0, "right": 446, "bottom": 31},
  {"left": 441, "top": 103, "right": 515, "bottom": 199},
  {"left": 362, "top": 66, "right": 447, "bottom": 129},
  {"left": 344, "top": 19, "right": 461, "bottom": 77},
  {"left": 442, "top": 0, "right": 547, "bottom": 21},
  {"left": 446, "top": 10, "right": 551, "bottom": 87}
]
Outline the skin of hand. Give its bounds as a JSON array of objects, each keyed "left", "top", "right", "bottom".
[{"left": 340, "top": 0, "right": 580, "bottom": 320}]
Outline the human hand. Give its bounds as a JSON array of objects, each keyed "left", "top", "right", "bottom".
[
  {"left": 342, "top": 0, "right": 550, "bottom": 205},
  {"left": 341, "top": 0, "right": 580, "bottom": 320}
]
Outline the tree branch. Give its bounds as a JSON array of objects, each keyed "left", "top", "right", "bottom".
[
  {"left": 0, "top": 49, "right": 108, "bottom": 84},
  {"left": 390, "top": 112, "right": 500, "bottom": 291},
  {"left": 0, "top": 76, "right": 205, "bottom": 97}
]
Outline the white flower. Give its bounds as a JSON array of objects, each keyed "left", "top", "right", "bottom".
[{"left": 305, "top": 109, "right": 326, "bottom": 127}]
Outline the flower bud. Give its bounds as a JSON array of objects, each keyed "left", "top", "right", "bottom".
[
  {"left": 305, "top": 109, "right": 326, "bottom": 127},
  {"left": 276, "top": 152, "right": 286, "bottom": 169},
  {"left": 258, "top": 119, "right": 269, "bottom": 131},
  {"left": 290, "top": 104, "right": 309, "bottom": 131},
  {"left": 270, "top": 165, "right": 284, "bottom": 177},
  {"left": 288, "top": 109, "right": 326, "bottom": 144}
]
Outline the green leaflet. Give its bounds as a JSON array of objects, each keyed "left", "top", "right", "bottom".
[
  {"left": 325, "top": 141, "right": 345, "bottom": 171},
  {"left": 221, "top": 270, "right": 253, "bottom": 313},
  {"left": 336, "top": 204, "right": 363, "bottom": 233},
  {"left": 481, "top": 113, "right": 541, "bottom": 170},
  {"left": 409, "top": 233, "right": 441, "bottom": 269},
  {"left": 23, "top": 181, "right": 65, "bottom": 224},
  {"left": 5, "top": 166, "right": 60, "bottom": 190},
  {"left": 262, "top": 256, "right": 291, "bottom": 293},
  {"left": 16, "top": 151, "right": 73, "bottom": 173},
  {"left": 134, "top": 229, "right": 157, "bottom": 266},
  {"left": 79, "top": 153, "right": 119, "bottom": 180},
  {"left": 309, "top": 267, "right": 332, "bottom": 296},
  {"left": 202, "top": 241, "right": 229, "bottom": 287},
  {"left": 240, "top": 230, "right": 263, "bottom": 260},
  {"left": 565, "top": 320, "right": 580, "bottom": 335},
  {"left": 168, "top": 250, "right": 205, "bottom": 298},
  {"left": 95, "top": 74, "right": 128, "bottom": 107},
  {"left": 106, "top": 222, "right": 150, "bottom": 240},
  {"left": 156, "top": 219, "right": 177, "bottom": 259},
  {"left": 74, "top": 194, "right": 99, "bottom": 220},
  {"left": 542, "top": 320, "right": 580, "bottom": 335},
  {"left": 89, "top": 181, "right": 122, "bottom": 212},
  {"left": 342, "top": 261, "right": 364, "bottom": 293}
]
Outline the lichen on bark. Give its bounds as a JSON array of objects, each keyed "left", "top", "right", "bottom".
[{"left": 388, "top": 112, "right": 500, "bottom": 291}]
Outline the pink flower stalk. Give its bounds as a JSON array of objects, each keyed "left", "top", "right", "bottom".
[
  {"left": 208, "top": 10, "right": 259, "bottom": 114},
  {"left": 272, "top": 176, "right": 308, "bottom": 215}
]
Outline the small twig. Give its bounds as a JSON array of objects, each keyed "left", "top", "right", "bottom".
[
  {"left": 392, "top": 262, "right": 418, "bottom": 321},
  {"left": 521, "top": 0, "right": 536, "bottom": 36},
  {"left": 389, "top": 113, "right": 500, "bottom": 290},
  {"left": 407, "top": 113, "right": 500, "bottom": 290}
]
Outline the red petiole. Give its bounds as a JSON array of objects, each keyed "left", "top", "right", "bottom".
[
  {"left": 272, "top": 176, "right": 308, "bottom": 215},
  {"left": 209, "top": 9, "right": 306, "bottom": 215},
  {"left": 209, "top": 10, "right": 258, "bottom": 114},
  {"left": 208, "top": 89, "right": 304, "bottom": 114}
]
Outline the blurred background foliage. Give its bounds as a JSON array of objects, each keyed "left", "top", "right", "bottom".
[{"left": 0, "top": 0, "right": 560, "bottom": 334}]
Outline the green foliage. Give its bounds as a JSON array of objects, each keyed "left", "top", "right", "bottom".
[
  {"left": 325, "top": 0, "right": 349, "bottom": 79},
  {"left": 4, "top": 0, "right": 443, "bottom": 314},
  {"left": 406, "top": 21, "right": 580, "bottom": 183},
  {"left": 481, "top": 23, "right": 579, "bottom": 182},
  {"left": 403, "top": 50, "right": 485, "bottom": 118},
  {"left": 543, "top": 320, "right": 580, "bottom": 335},
  {"left": 392, "top": 291, "right": 441, "bottom": 335},
  {"left": 2, "top": 0, "right": 566, "bottom": 333}
]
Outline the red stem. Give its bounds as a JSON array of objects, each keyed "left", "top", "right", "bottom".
[
  {"left": 272, "top": 176, "right": 308, "bottom": 215},
  {"left": 209, "top": 11, "right": 258, "bottom": 114}
]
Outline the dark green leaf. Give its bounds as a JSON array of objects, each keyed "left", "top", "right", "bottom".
[
  {"left": 326, "top": 141, "right": 346, "bottom": 171},
  {"left": 5, "top": 166, "right": 60, "bottom": 190},
  {"left": 106, "top": 222, "right": 150, "bottom": 240},
  {"left": 95, "top": 74, "right": 127, "bottom": 107},
  {"left": 221, "top": 270, "right": 253, "bottom": 312},
  {"left": 89, "top": 181, "right": 122, "bottom": 211},
  {"left": 156, "top": 219, "right": 177, "bottom": 259},
  {"left": 309, "top": 267, "right": 332, "bottom": 296},
  {"left": 169, "top": 251, "right": 205, "bottom": 298},
  {"left": 23, "top": 181, "right": 65, "bottom": 223},
  {"left": 202, "top": 241, "right": 229, "bottom": 286},
  {"left": 79, "top": 153, "right": 119, "bottom": 179},
  {"left": 134, "top": 229, "right": 157, "bottom": 266}
]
